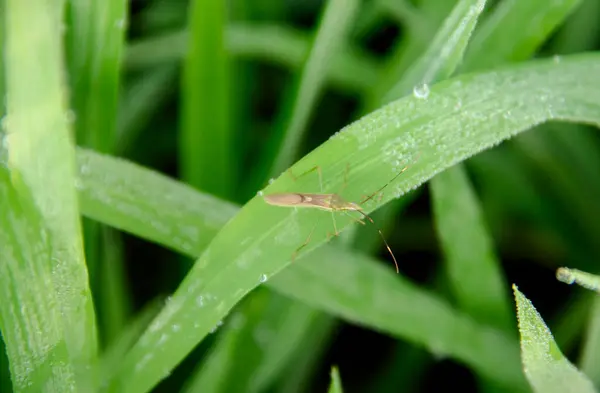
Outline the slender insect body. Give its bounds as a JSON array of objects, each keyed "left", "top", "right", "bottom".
[{"left": 262, "top": 156, "right": 419, "bottom": 273}]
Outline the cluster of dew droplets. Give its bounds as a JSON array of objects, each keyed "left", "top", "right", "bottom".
[{"left": 210, "top": 320, "right": 224, "bottom": 334}]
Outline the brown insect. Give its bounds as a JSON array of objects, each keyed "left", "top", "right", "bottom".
[{"left": 263, "top": 158, "right": 419, "bottom": 273}]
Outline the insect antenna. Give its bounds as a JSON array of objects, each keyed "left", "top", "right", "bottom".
[{"left": 345, "top": 210, "right": 400, "bottom": 274}]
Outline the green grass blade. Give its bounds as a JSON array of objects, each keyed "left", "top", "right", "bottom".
[
  {"left": 95, "top": 298, "right": 163, "bottom": 390},
  {"left": 383, "top": 0, "right": 486, "bottom": 103},
  {"left": 469, "top": 149, "right": 595, "bottom": 272},
  {"left": 0, "top": 339, "right": 10, "bottom": 393},
  {"left": 116, "top": 65, "right": 178, "bottom": 155},
  {"left": 580, "top": 296, "right": 600, "bottom": 387},
  {"left": 98, "top": 228, "right": 132, "bottom": 345},
  {"left": 552, "top": 0, "right": 600, "bottom": 54},
  {"left": 512, "top": 131, "right": 600, "bottom": 258},
  {"left": 399, "top": 0, "right": 512, "bottom": 351},
  {"left": 462, "top": 0, "right": 582, "bottom": 71},
  {"left": 253, "top": 307, "right": 330, "bottom": 392},
  {"left": 4, "top": 0, "right": 97, "bottom": 376},
  {"left": 0, "top": 169, "right": 76, "bottom": 392},
  {"left": 260, "top": 0, "right": 360, "bottom": 179},
  {"left": 431, "top": 167, "right": 513, "bottom": 331},
  {"left": 80, "top": 54, "right": 600, "bottom": 393},
  {"left": 550, "top": 291, "right": 594, "bottom": 355},
  {"left": 76, "top": 148, "right": 239, "bottom": 255},
  {"left": 0, "top": 0, "right": 4, "bottom": 116},
  {"left": 513, "top": 285, "right": 597, "bottom": 393},
  {"left": 378, "top": 0, "right": 432, "bottom": 40},
  {"left": 182, "top": 292, "right": 321, "bottom": 393},
  {"left": 77, "top": 148, "right": 338, "bottom": 392},
  {"left": 368, "top": 344, "right": 431, "bottom": 393},
  {"left": 66, "top": 0, "right": 130, "bottom": 352},
  {"left": 365, "top": 0, "right": 454, "bottom": 108},
  {"left": 125, "top": 24, "right": 380, "bottom": 94},
  {"left": 270, "top": 246, "right": 526, "bottom": 391},
  {"left": 275, "top": 315, "right": 336, "bottom": 393},
  {"left": 136, "top": 0, "right": 187, "bottom": 33},
  {"left": 66, "top": 0, "right": 127, "bottom": 152},
  {"left": 357, "top": 0, "right": 486, "bottom": 268},
  {"left": 180, "top": 0, "right": 231, "bottom": 198},
  {"left": 328, "top": 366, "right": 343, "bottom": 393},
  {"left": 180, "top": 327, "right": 233, "bottom": 393}
]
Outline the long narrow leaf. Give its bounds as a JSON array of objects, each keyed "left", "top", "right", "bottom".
[
  {"left": 431, "top": 166, "right": 513, "bottom": 331},
  {"left": 125, "top": 24, "right": 380, "bottom": 94},
  {"left": 262, "top": 0, "right": 360, "bottom": 180},
  {"left": 580, "top": 296, "right": 600, "bottom": 387},
  {"left": 327, "top": 367, "right": 343, "bottom": 393},
  {"left": 383, "top": 0, "right": 486, "bottom": 103},
  {"left": 514, "top": 286, "right": 596, "bottom": 393},
  {"left": 4, "top": 0, "right": 97, "bottom": 376},
  {"left": 84, "top": 54, "right": 600, "bottom": 393},
  {"left": 462, "top": 0, "right": 582, "bottom": 71},
  {"left": 0, "top": 169, "right": 76, "bottom": 392},
  {"left": 180, "top": 0, "right": 231, "bottom": 197}
]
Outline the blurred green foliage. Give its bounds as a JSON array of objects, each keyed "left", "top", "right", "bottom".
[{"left": 1, "top": 0, "right": 600, "bottom": 392}]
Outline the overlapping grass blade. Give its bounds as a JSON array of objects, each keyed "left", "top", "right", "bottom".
[
  {"left": 382, "top": 0, "right": 485, "bottom": 103},
  {"left": 462, "top": 0, "right": 582, "bottom": 71},
  {"left": 4, "top": 0, "right": 97, "bottom": 379},
  {"left": 180, "top": 0, "right": 232, "bottom": 198},
  {"left": 327, "top": 366, "right": 343, "bottom": 393},
  {"left": 66, "top": 0, "right": 127, "bottom": 152},
  {"left": 125, "top": 24, "right": 380, "bottom": 94},
  {"left": 182, "top": 291, "right": 321, "bottom": 393},
  {"left": 74, "top": 54, "right": 600, "bottom": 392},
  {"left": 116, "top": 65, "right": 178, "bottom": 154},
  {"left": 270, "top": 246, "right": 526, "bottom": 391},
  {"left": 254, "top": 0, "right": 360, "bottom": 184},
  {"left": 65, "top": 0, "right": 130, "bottom": 348},
  {"left": 580, "top": 297, "right": 600, "bottom": 386},
  {"left": 514, "top": 286, "right": 597, "bottom": 393},
  {"left": 352, "top": 0, "right": 485, "bottom": 262},
  {"left": 0, "top": 169, "right": 76, "bottom": 391},
  {"left": 432, "top": 167, "right": 513, "bottom": 331}
]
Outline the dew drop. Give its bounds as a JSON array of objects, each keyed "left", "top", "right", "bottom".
[
  {"left": 413, "top": 83, "right": 430, "bottom": 99},
  {"left": 259, "top": 274, "right": 267, "bottom": 283},
  {"left": 210, "top": 320, "right": 224, "bottom": 334},
  {"left": 196, "top": 295, "right": 204, "bottom": 308},
  {"left": 268, "top": 178, "right": 275, "bottom": 185},
  {"left": 257, "top": 190, "right": 264, "bottom": 197}
]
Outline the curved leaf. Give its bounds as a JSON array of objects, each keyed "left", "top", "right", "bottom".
[
  {"left": 514, "top": 285, "right": 596, "bottom": 393},
  {"left": 97, "top": 54, "right": 600, "bottom": 393}
]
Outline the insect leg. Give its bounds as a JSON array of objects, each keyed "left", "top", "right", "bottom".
[
  {"left": 292, "top": 220, "right": 319, "bottom": 262},
  {"left": 287, "top": 165, "right": 324, "bottom": 191},
  {"left": 355, "top": 210, "right": 399, "bottom": 273},
  {"left": 330, "top": 210, "right": 339, "bottom": 236}
]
